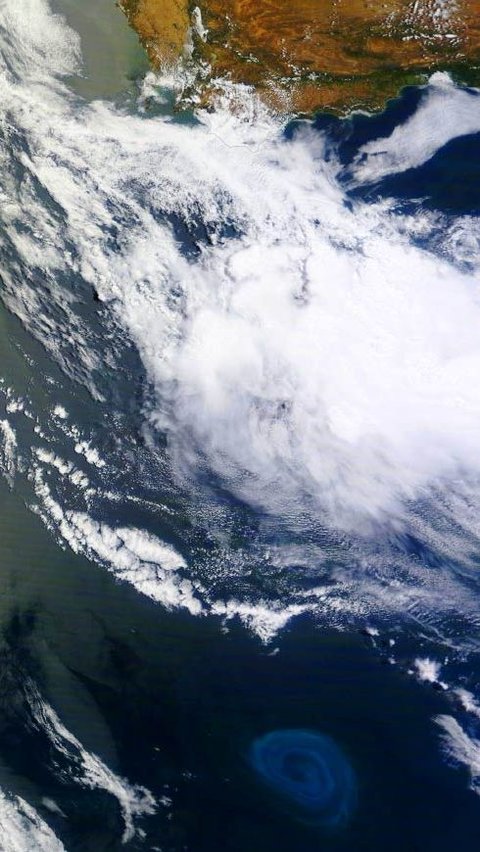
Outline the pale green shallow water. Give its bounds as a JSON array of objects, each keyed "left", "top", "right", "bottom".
[
  {"left": 0, "top": 0, "right": 157, "bottom": 808},
  {"left": 53, "top": 0, "right": 148, "bottom": 99},
  {"left": 0, "top": 3, "right": 479, "bottom": 850}
]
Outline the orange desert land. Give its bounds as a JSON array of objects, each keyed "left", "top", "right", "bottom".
[{"left": 119, "top": 0, "right": 480, "bottom": 112}]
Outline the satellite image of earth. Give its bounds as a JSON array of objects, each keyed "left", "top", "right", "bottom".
[{"left": 0, "top": 0, "right": 479, "bottom": 849}]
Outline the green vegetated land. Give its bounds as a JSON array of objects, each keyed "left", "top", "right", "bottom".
[{"left": 119, "top": 0, "right": 480, "bottom": 113}]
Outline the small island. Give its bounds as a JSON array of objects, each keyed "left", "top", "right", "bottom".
[{"left": 119, "top": 0, "right": 480, "bottom": 113}]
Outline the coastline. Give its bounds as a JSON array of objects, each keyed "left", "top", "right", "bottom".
[
  {"left": 0, "top": 1, "right": 479, "bottom": 847},
  {"left": 118, "top": 0, "right": 480, "bottom": 114}
]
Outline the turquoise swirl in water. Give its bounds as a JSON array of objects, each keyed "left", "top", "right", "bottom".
[{"left": 249, "top": 729, "right": 356, "bottom": 827}]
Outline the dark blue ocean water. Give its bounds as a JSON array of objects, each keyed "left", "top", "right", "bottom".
[{"left": 0, "top": 6, "right": 479, "bottom": 846}]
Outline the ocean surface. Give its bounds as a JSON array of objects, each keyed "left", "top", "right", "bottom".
[{"left": 0, "top": 0, "right": 479, "bottom": 849}]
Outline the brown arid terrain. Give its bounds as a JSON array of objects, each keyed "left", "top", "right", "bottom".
[
  {"left": 119, "top": 0, "right": 480, "bottom": 113},
  {"left": 119, "top": 0, "right": 190, "bottom": 67}
]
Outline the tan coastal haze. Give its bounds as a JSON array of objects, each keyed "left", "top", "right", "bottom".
[{"left": 119, "top": 0, "right": 480, "bottom": 112}]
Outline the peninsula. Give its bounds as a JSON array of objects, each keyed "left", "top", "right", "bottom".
[{"left": 119, "top": 0, "right": 480, "bottom": 113}]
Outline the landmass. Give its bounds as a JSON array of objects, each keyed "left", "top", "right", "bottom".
[{"left": 119, "top": 0, "right": 480, "bottom": 113}]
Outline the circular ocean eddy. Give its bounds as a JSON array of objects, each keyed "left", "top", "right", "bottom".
[{"left": 248, "top": 729, "right": 357, "bottom": 827}]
